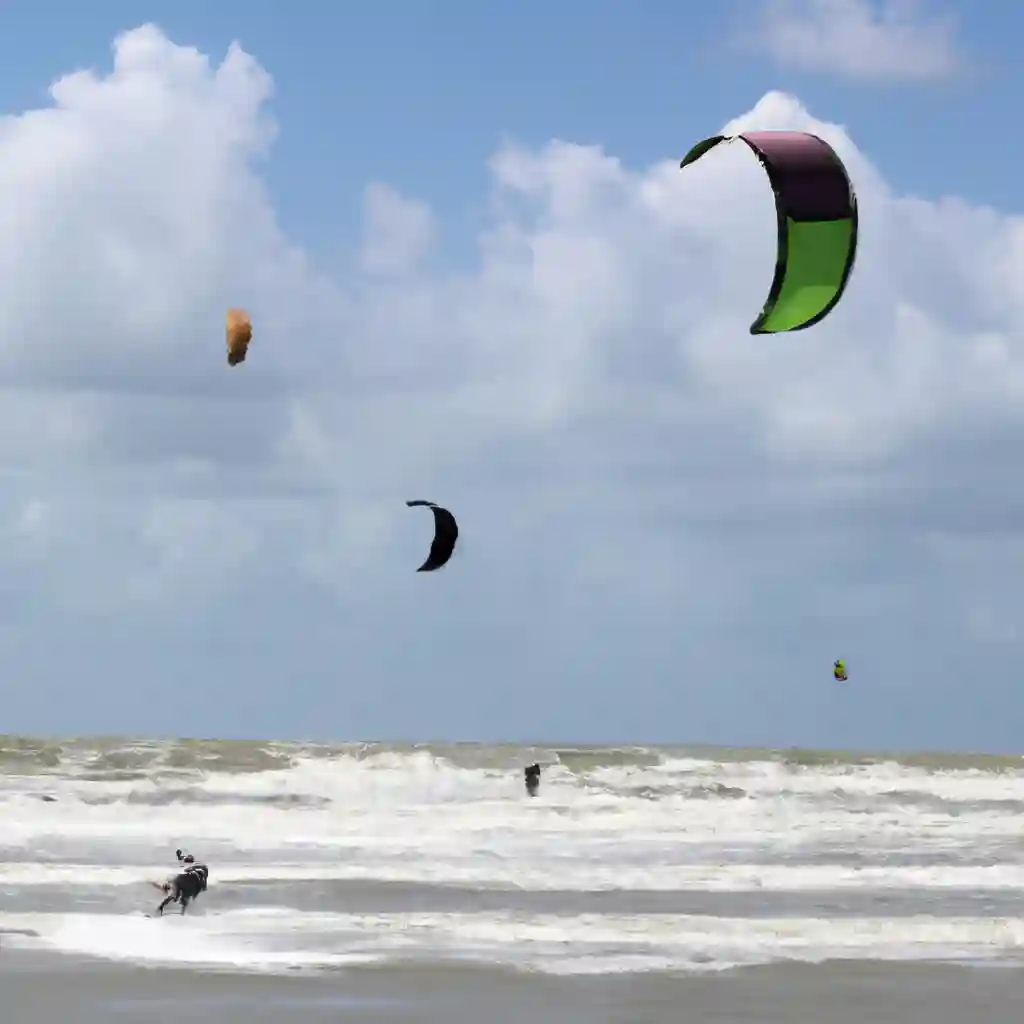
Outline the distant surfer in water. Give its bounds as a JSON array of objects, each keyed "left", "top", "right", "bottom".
[
  {"left": 524, "top": 763, "right": 541, "bottom": 797},
  {"left": 155, "top": 849, "right": 209, "bottom": 916}
]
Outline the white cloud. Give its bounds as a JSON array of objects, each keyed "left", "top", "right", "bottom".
[
  {"left": 743, "top": 0, "right": 962, "bottom": 83},
  {"left": 359, "top": 182, "right": 435, "bottom": 275},
  {"left": 1, "top": 25, "right": 1022, "bottom": 746}
]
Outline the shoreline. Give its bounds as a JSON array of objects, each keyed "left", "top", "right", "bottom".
[{"left": 3, "top": 946, "right": 1024, "bottom": 1024}]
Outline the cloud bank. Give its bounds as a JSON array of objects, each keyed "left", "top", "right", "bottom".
[
  {"left": 0, "top": 24, "right": 1020, "bottom": 749},
  {"left": 744, "top": 0, "right": 963, "bottom": 83}
]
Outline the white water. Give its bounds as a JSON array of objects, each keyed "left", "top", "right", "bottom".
[
  {"left": 2, "top": 745, "right": 1024, "bottom": 974},
  {"left": 4, "top": 909, "right": 1024, "bottom": 975},
  {"left": 4, "top": 860, "right": 1024, "bottom": 892}
]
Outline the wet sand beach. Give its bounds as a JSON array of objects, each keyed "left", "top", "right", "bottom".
[{"left": 4, "top": 947, "right": 1024, "bottom": 1024}]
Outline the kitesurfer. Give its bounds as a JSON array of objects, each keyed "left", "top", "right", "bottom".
[
  {"left": 156, "top": 849, "right": 209, "bottom": 916},
  {"left": 524, "top": 763, "right": 541, "bottom": 797}
]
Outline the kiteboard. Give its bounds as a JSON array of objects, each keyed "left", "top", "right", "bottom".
[{"left": 144, "top": 879, "right": 170, "bottom": 916}]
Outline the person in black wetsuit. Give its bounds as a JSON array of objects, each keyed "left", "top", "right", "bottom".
[
  {"left": 156, "top": 849, "right": 209, "bottom": 916},
  {"left": 524, "top": 763, "right": 541, "bottom": 797}
]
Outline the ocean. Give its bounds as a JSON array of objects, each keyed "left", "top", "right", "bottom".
[{"left": 2, "top": 736, "right": 1024, "bottom": 1022}]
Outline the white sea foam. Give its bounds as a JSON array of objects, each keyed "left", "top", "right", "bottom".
[
  {"left": 3, "top": 752, "right": 1023, "bottom": 875},
  {"left": 3, "top": 742, "right": 1024, "bottom": 973},
  {"left": 4, "top": 860, "right": 1024, "bottom": 893},
  {"left": 3, "top": 908, "right": 1023, "bottom": 975}
]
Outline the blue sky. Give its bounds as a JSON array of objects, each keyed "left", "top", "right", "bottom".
[
  {"left": 0, "top": 1, "right": 1022, "bottom": 751},
  {"left": 3, "top": 1, "right": 1018, "bottom": 242}
]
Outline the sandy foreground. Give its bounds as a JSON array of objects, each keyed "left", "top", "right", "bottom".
[{"left": 2, "top": 945, "right": 1022, "bottom": 1024}]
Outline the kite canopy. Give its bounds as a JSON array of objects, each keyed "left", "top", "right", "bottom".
[
  {"left": 680, "top": 131, "right": 858, "bottom": 334},
  {"left": 833, "top": 659, "right": 848, "bottom": 681},
  {"left": 406, "top": 500, "right": 458, "bottom": 572},
  {"left": 225, "top": 308, "right": 252, "bottom": 366}
]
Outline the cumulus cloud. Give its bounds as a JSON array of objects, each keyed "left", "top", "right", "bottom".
[
  {"left": 359, "top": 183, "right": 435, "bottom": 275},
  {"left": 1, "top": 24, "right": 1021, "bottom": 747},
  {"left": 743, "top": 0, "right": 963, "bottom": 83}
]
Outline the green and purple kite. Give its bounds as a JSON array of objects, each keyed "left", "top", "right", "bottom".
[{"left": 680, "top": 131, "right": 858, "bottom": 335}]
